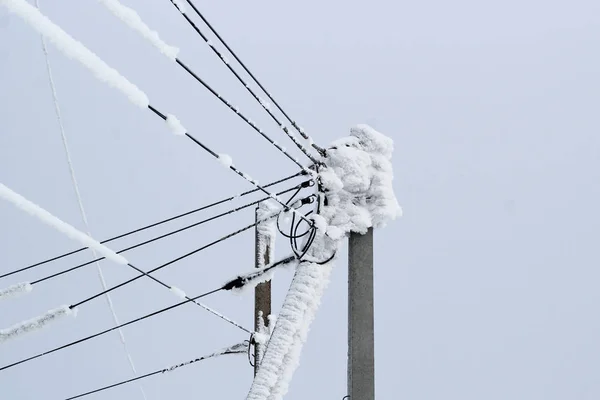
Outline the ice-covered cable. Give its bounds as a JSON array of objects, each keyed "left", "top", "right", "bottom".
[
  {"left": 97, "top": 0, "right": 179, "bottom": 60},
  {"left": 246, "top": 261, "right": 332, "bottom": 400},
  {"left": 0, "top": 171, "right": 305, "bottom": 280},
  {"left": 33, "top": 2, "right": 146, "bottom": 395},
  {"left": 0, "top": 282, "right": 32, "bottom": 302},
  {"left": 29, "top": 183, "right": 311, "bottom": 286},
  {"left": 0, "top": 0, "right": 148, "bottom": 108},
  {"left": 223, "top": 255, "right": 297, "bottom": 294},
  {"left": 171, "top": 0, "right": 326, "bottom": 157},
  {"left": 169, "top": 0, "right": 320, "bottom": 164},
  {"left": 0, "top": 285, "right": 224, "bottom": 372},
  {"left": 96, "top": 0, "right": 308, "bottom": 170},
  {"left": 68, "top": 207, "right": 291, "bottom": 310},
  {"left": 0, "top": 182, "right": 127, "bottom": 265},
  {"left": 171, "top": 60, "right": 309, "bottom": 170},
  {"left": 64, "top": 342, "right": 248, "bottom": 399},
  {"left": 0, "top": 305, "right": 76, "bottom": 344},
  {"left": 267, "top": 262, "right": 333, "bottom": 400}
]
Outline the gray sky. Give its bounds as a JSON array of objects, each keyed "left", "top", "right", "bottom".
[{"left": 1, "top": 0, "right": 599, "bottom": 399}]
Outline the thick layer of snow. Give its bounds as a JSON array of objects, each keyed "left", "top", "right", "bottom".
[
  {"left": 0, "top": 305, "right": 75, "bottom": 344},
  {"left": 247, "top": 124, "right": 401, "bottom": 400},
  {"left": 268, "top": 262, "right": 333, "bottom": 399},
  {"left": 0, "top": 183, "right": 128, "bottom": 265},
  {"left": 98, "top": 0, "right": 179, "bottom": 60},
  {"left": 0, "top": 282, "right": 32, "bottom": 302},
  {"left": 1, "top": 0, "right": 149, "bottom": 108},
  {"left": 166, "top": 114, "right": 186, "bottom": 135},
  {"left": 248, "top": 261, "right": 332, "bottom": 400},
  {"left": 217, "top": 154, "right": 233, "bottom": 168}
]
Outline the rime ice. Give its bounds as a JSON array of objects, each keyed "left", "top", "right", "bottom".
[
  {"left": 247, "top": 124, "right": 401, "bottom": 400},
  {"left": 0, "top": 305, "right": 75, "bottom": 344},
  {"left": 1, "top": 0, "right": 149, "bottom": 108},
  {"left": 98, "top": 0, "right": 179, "bottom": 61},
  {"left": 0, "top": 183, "right": 128, "bottom": 265}
]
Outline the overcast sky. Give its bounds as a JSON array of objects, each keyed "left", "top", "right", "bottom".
[{"left": 1, "top": 0, "right": 600, "bottom": 399}]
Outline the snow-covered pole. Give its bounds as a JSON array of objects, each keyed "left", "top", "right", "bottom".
[
  {"left": 254, "top": 203, "right": 277, "bottom": 374},
  {"left": 348, "top": 228, "right": 375, "bottom": 400},
  {"left": 246, "top": 125, "right": 402, "bottom": 400}
]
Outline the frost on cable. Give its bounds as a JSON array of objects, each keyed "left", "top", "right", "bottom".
[
  {"left": 0, "top": 282, "right": 32, "bottom": 302},
  {"left": 0, "top": 305, "right": 75, "bottom": 344},
  {"left": 247, "top": 124, "right": 401, "bottom": 400},
  {"left": 166, "top": 114, "right": 186, "bottom": 135},
  {"left": 98, "top": 0, "right": 179, "bottom": 61},
  {"left": 169, "top": 286, "right": 187, "bottom": 300},
  {"left": 226, "top": 257, "right": 298, "bottom": 295},
  {"left": 0, "top": 183, "right": 128, "bottom": 265},
  {"left": 1, "top": 0, "right": 149, "bottom": 108}
]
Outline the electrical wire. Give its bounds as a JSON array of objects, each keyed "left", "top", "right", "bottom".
[
  {"left": 35, "top": 1, "right": 146, "bottom": 397},
  {"left": 176, "top": 0, "right": 327, "bottom": 157},
  {"left": 0, "top": 285, "right": 225, "bottom": 373},
  {"left": 64, "top": 343, "right": 248, "bottom": 399},
  {"left": 0, "top": 171, "right": 305, "bottom": 280},
  {"left": 169, "top": 0, "right": 322, "bottom": 165},
  {"left": 29, "top": 181, "right": 313, "bottom": 285}
]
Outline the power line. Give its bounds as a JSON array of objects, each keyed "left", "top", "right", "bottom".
[
  {"left": 64, "top": 343, "right": 248, "bottom": 399},
  {"left": 177, "top": 0, "right": 327, "bottom": 157},
  {"left": 95, "top": 0, "right": 310, "bottom": 169},
  {"left": 24, "top": 188, "right": 313, "bottom": 333},
  {"left": 69, "top": 197, "right": 310, "bottom": 310},
  {"left": 174, "top": 58, "right": 309, "bottom": 169},
  {"left": 0, "top": 285, "right": 225, "bottom": 373},
  {"left": 27, "top": 181, "right": 313, "bottom": 285},
  {"left": 0, "top": 171, "right": 305, "bottom": 280},
  {"left": 123, "top": 261, "right": 254, "bottom": 333},
  {"left": 148, "top": 104, "right": 316, "bottom": 227},
  {"left": 168, "top": 0, "right": 321, "bottom": 165}
]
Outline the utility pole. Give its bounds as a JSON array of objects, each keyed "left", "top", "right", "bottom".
[
  {"left": 254, "top": 207, "right": 272, "bottom": 376},
  {"left": 348, "top": 227, "right": 375, "bottom": 400}
]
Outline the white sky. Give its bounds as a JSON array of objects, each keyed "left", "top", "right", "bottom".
[{"left": 1, "top": 0, "right": 599, "bottom": 399}]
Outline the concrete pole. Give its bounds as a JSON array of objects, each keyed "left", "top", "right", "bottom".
[
  {"left": 348, "top": 227, "right": 375, "bottom": 400},
  {"left": 254, "top": 207, "right": 272, "bottom": 376}
]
